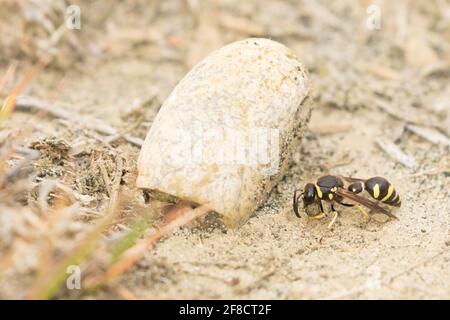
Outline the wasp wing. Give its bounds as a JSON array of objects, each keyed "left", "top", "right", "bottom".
[
  {"left": 335, "top": 188, "right": 398, "bottom": 219},
  {"left": 339, "top": 176, "right": 366, "bottom": 183}
]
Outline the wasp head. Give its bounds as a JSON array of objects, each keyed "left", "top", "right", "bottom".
[
  {"left": 293, "top": 183, "right": 320, "bottom": 218},
  {"left": 303, "top": 183, "right": 316, "bottom": 206}
]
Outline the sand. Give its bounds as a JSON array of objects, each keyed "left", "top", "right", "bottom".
[{"left": 0, "top": 0, "right": 448, "bottom": 299}]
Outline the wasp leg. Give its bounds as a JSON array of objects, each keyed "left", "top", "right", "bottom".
[
  {"left": 356, "top": 205, "right": 370, "bottom": 220},
  {"left": 338, "top": 202, "right": 354, "bottom": 207},
  {"left": 336, "top": 198, "right": 369, "bottom": 220},
  {"left": 308, "top": 212, "right": 327, "bottom": 220},
  {"left": 320, "top": 210, "right": 339, "bottom": 243},
  {"left": 327, "top": 211, "right": 339, "bottom": 229}
]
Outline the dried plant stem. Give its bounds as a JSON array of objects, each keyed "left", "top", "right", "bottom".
[
  {"left": 27, "top": 156, "right": 123, "bottom": 299},
  {"left": 376, "top": 137, "right": 418, "bottom": 169},
  {"left": 86, "top": 204, "right": 211, "bottom": 288},
  {"left": 0, "top": 62, "right": 47, "bottom": 125}
]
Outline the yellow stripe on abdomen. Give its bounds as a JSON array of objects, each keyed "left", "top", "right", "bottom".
[
  {"left": 373, "top": 184, "right": 380, "bottom": 199},
  {"left": 381, "top": 185, "right": 394, "bottom": 202}
]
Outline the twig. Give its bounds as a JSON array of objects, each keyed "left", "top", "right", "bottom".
[
  {"left": 376, "top": 137, "right": 418, "bottom": 169},
  {"left": 406, "top": 124, "right": 450, "bottom": 147},
  {"left": 85, "top": 204, "right": 212, "bottom": 287}
]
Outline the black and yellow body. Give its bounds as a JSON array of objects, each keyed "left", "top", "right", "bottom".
[
  {"left": 293, "top": 174, "right": 400, "bottom": 241},
  {"left": 315, "top": 175, "right": 344, "bottom": 202},
  {"left": 348, "top": 177, "right": 401, "bottom": 207}
]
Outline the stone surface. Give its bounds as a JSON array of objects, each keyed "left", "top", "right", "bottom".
[{"left": 137, "top": 38, "right": 311, "bottom": 227}]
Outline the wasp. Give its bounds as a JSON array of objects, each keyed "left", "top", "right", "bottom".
[{"left": 293, "top": 175, "right": 400, "bottom": 241}]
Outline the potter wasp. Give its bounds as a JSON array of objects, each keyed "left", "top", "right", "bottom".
[{"left": 293, "top": 175, "right": 400, "bottom": 241}]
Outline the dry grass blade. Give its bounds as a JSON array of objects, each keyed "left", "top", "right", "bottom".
[
  {"left": 26, "top": 156, "right": 123, "bottom": 299},
  {"left": 0, "top": 62, "right": 18, "bottom": 92},
  {"left": 110, "top": 214, "right": 154, "bottom": 264},
  {"left": 0, "top": 94, "right": 17, "bottom": 125},
  {"left": 406, "top": 124, "right": 450, "bottom": 147},
  {"left": 86, "top": 204, "right": 211, "bottom": 287},
  {"left": 376, "top": 137, "right": 418, "bottom": 169},
  {"left": 0, "top": 62, "right": 46, "bottom": 125}
]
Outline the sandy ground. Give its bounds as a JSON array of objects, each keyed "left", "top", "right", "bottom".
[{"left": 0, "top": 0, "right": 449, "bottom": 299}]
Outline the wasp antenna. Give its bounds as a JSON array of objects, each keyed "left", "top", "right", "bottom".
[{"left": 293, "top": 189, "right": 303, "bottom": 218}]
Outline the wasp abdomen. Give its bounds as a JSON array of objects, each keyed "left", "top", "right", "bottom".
[
  {"left": 364, "top": 177, "right": 401, "bottom": 207},
  {"left": 348, "top": 181, "right": 364, "bottom": 194}
]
